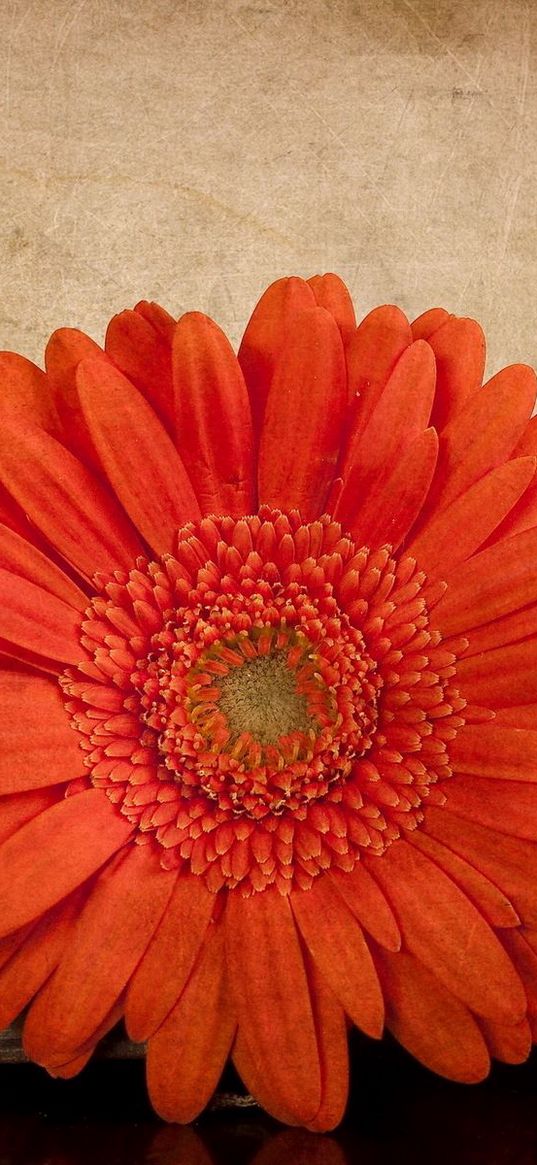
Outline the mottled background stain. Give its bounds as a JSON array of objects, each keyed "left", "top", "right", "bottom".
[{"left": 0, "top": 0, "right": 535, "bottom": 375}]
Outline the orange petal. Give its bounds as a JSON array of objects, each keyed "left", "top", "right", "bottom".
[
  {"left": 450, "top": 724, "right": 537, "bottom": 781},
  {"left": 23, "top": 843, "right": 175, "bottom": 1063},
  {"left": 0, "top": 674, "right": 84, "bottom": 793},
  {"left": 238, "top": 276, "right": 316, "bottom": 435},
  {"left": 433, "top": 527, "right": 537, "bottom": 637},
  {"left": 77, "top": 359, "right": 200, "bottom": 554},
  {"left": 513, "top": 414, "right": 537, "bottom": 457},
  {"left": 427, "top": 316, "right": 486, "bottom": 430},
  {"left": 487, "top": 476, "right": 537, "bottom": 543},
  {"left": 45, "top": 327, "right": 107, "bottom": 467},
  {"left": 334, "top": 340, "right": 435, "bottom": 528},
  {"left": 0, "top": 788, "right": 134, "bottom": 937},
  {"left": 134, "top": 299, "right": 176, "bottom": 339},
  {"left": 407, "top": 829, "right": 520, "bottom": 929},
  {"left": 423, "top": 806, "right": 537, "bottom": 926},
  {"left": 347, "top": 427, "right": 438, "bottom": 550},
  {"left": 307, "top": 273, "right": 356, "bottom": 344},
  {"left": 0, "top": 786, "right": 61, "bottom": 846},
  {"left": 408, "top": 457, "right": 536, "bottom": 575},
  {"left": 291, "top": 876, "right": 384, "bottom": 1038},
  {"left": 427, "top": 364, "right": 536, "bottom": 515},
  {"left": 456, "top": 603, "right": 537, "bottom": 658},
  {"left": 304, "top": 956, "right": 349, "bottom": 1133},
  {"left": 172, "top": 312, "right": 254, "bottom": 516},
  {"left": 411, "top": 307, "right": 450, "bottom": 340},
  {"left": 147, "top": 918, "right": 235, "bottom": 1123},
  {"left": 328, "top": 862, "right": 401, "bottom": 951},
  {"left": 0, "top": 525, "right": 87, "bottom": 611},
  {"left": 368, "top": 840, "right": 526, "bottom": 1023},
  {"left": 0, "top": 419, "right": 143, "bottom": 579},
  {"left": 0, "top": 891, "right": 82, "bottom": 1030},
  {"left": 258, "top": 307, "right": 346, "bottom": 521},
  {"left": 125, "top": 872, "right": 215, "bottom": 1041},
  {"left": 444, "top": 776, "right": 537, "bottom": 841},
  {"left": 0, "top": 570, "right": 84, "bottom": 665},
  {"left": 500, "top": 929, "right": 537, "bottom": 1017},
  {"left": 477, "top": 1015, "right": 532, "bottom": 1065},
  {"left": 0, "top": 351, "right": 58, "bottom": 431},
  {"left": 494, "top": 704, "right": 537, "bottom": 728},
  {"left": 456, "top": 640, "right": 537, "bottom": 707},
  {"left": 105, "top": 307, "right": 176, "bottom": 431},
  {"left": 346, "top": 304, "right": 412, "bottom": 414},
  {"left": 225, "top": 887, "right": 321, "bottom": 1125},
  {"left": 232, "top": 1028, "right": 300, "bottom": 1126},
  {"left": 374, "top": 946, "right": 490, "bottom": 1082}
]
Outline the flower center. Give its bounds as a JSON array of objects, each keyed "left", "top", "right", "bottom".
[
  {"left": 60, "top": 508, "right": 468, "bottom": 896},
  {"left": 217, "top": 652, "right": 313, "bottom": 745}
]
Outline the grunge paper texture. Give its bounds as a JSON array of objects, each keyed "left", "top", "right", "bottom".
[{"left": 0, "top": 0, "right": 535, "bottom": 376}]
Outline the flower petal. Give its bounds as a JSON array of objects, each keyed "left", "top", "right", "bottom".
[
  {"left": 427, "top": 364, "right": 536, "bottom": 515},
  {"left": 411, "top": 307, "right": 450, "bottom": 340},
  {"left": 0, "top": 419, "right": 143, "bottom": 578},
  {"left": 291, "top": 876, "right": 384, "bottom": 1037},
  {"left": 225, "top": 886, "right": 321, "bottom": 1124},
  {"left": 347, "top": 427, "right": 438, "bottom": 550},
  {"left": 258, "top": 307, "right": 346, "bottom": 521},
  {"left": 0, "top": 351, "right": 58, "bottom": 431},
  {"left": 450, "top": 724, "right": 537, "bottom": 781},
  {"left": 407, "top": 829, "right": 520, "bottom": 929},
  {"left": 0, "top": 787, "right": 61, "bottom": 846},
  {"left": 0, "top": 788, "right": 134, "bottom": 937},
  {"left": 232, "top": 1029, "right": 299, "bottom": 1126},
  {"left": 334, "top": 340, "right": 435, "bottom": 528},
  {"left": 409, "top": 457, "right": 536, "bottom": 576},
  {"left": 304, "top": 956, "right": 349, "bottom": 1134},
  {"left": 45, "top": 327, "right": 106, "bottom": 467},
  {"left": 426, "top": 316, "right": 486, "bottom": 430},
  {"left": 307, "top": 274, "right": 356, "bottom": 344},
  {"left": 147, "top": 918, "right": 235, "bottom": 1123},
  {"left": 424, "top": 807, "right": 537, "bottom": 926},
  {"left": 444, "top": 776, "right": 537, "bottom": 841},
  {"left": 238, "top": 276, "right": 315, "bottom": 435},
  {"left": 456, "top": 640, "right": 537, "bottom": 707},
  {"left": 0, "top": 570, "right": 84, "bottom": 665},
  {"left": 105, "top": 306, "right": 176, "bottom": 430},
  {"left": 77, "top": 358, "right": 200, "bottom": 554},
  {"left": 369, "top": 840, "right": 526, "bottom": 1023},
  {"left": 347, "top": 304, "right": 412, "bottom": 414},
  {"left": 328, "top": 863, "right": 401, "bottom": 951},
  {"left": 172, "top": 312, "right": 254, "bottom": 516},
  {"left": 375, "top": 947, "right": 490, "bottom": 1082},
  {"left": 0, "top": 674, "right": 84, "bottom": 793},
  {"left": 125, "top": 872, "right": 216, "bottom": 1041},
  {"left": 433, "top": 527, "right": 537, "bottom": 637},
  {"left": 22, "top": 843, "right": 174, "bottom": 1062},
  {"left": 500, "top": 930, "right": 537, "bottom": 1020},
  {"left": 0, "top": 525, "right": 87, "bottom": 611},
  {"left": 478, "top": 1016, "right": 532, "bottom": 1065},
  {"left": 0, "top": 892, "right": 82, "bottom": 1030}
]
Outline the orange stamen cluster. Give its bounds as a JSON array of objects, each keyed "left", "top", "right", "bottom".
[{"left": 60, "top": 508, "right": 468, "bottom": 895}]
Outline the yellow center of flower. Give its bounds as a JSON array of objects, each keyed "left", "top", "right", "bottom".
[
  {"left": 217, "top": 652, "right": 314, "bottom": 745},
  {"left": 61, "top": 508, "right": 468, "bottom": 895}
]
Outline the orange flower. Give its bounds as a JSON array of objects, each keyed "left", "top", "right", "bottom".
[{"left": 0, "top": 274, "right": 537, "bottom": 1131}]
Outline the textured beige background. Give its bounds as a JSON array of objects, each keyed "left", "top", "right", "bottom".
[{"left": 0, "top": 0, "right": 535, "bottom": 377}]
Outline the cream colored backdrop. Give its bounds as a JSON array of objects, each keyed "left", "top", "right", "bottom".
[{"left": 0, "top": 0, "right": 535, "bottom": 376}]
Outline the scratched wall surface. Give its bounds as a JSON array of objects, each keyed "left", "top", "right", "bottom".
[{"left": 0, "top": 0, "right": 535, "bottom": 376}]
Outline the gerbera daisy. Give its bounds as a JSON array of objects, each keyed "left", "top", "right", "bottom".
[{"left": 1, "top": 274, "right": 537, "bottom": 1131}]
